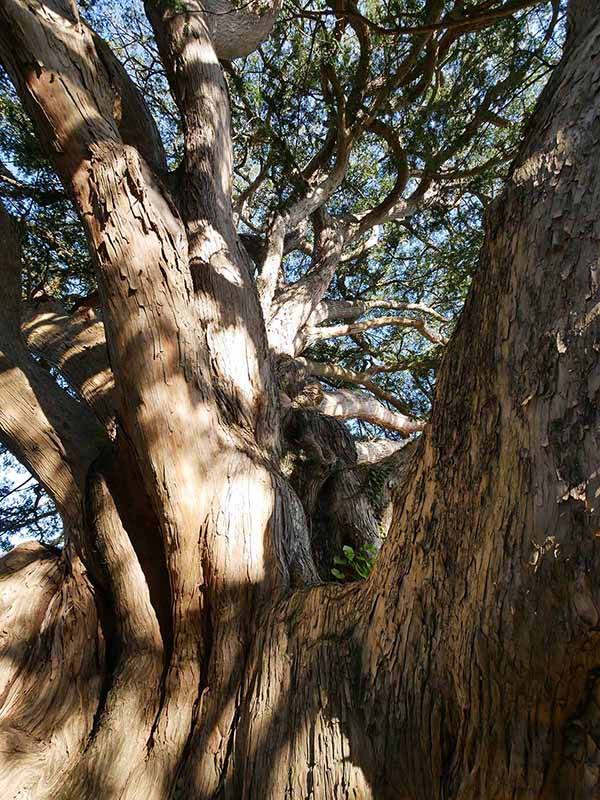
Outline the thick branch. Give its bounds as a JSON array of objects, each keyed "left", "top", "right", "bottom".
[
  {"left": 309, "top": 298, "right": 446, "bottom": 325},
  {"left": 355, "top": 438, "right": 410, "bottom": 464},
  {"left": 266, "top": 223, "right": 346, "bottom": 355},
  {"left": 22, "top": 299, "right": 116, "bottom": 430},
  {"left": 145, "top": 0, "right": 235, "bottom": 243},
  {"left": 306, "top": 314, "right": 447, "bottom": 345},
  {"left": 317, "top": 387, "right": 425, "bottom": 434},
  {"left": 357, "top": 119, "right": 409, "bottom": 230},
  {"left": 257, "top": 213, "right": 286, "bottom": 315},
  {"left": 0, "top": 205, "right": 102, "bottom": 528},
  {"left": 296, "top": 357, "right": 414, "bottom": 416}
]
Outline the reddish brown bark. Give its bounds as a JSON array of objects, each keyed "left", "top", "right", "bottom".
[{"left": 0, "top": 1, "right": 597, "bottom": 798}]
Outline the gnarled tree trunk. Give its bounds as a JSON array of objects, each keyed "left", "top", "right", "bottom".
[{"left": 0, "top": 0, "right": 598, "bottom": 798}]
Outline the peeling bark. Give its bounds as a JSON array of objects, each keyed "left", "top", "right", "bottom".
[{"left": 0, "top": 1, "right": 598, "bottom": 799}]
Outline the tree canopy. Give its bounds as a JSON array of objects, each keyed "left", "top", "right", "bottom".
[{"left": 0, "top": 0, "right": 564, "bottom": 544}]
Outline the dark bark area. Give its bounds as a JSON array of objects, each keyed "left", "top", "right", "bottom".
[{"left": 282, "top": 408, "right": 382, "bottom": 578}]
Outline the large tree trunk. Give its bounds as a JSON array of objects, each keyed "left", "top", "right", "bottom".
[
  {"left": 0, "top": 1, "right": 598, "bottom": 799},
  {"left": 222, "top": 6, "right": 600, "bottom": 798}
]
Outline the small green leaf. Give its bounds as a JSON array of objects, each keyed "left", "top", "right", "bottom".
[
  {"left": 342, "top": 545, "right": 355, "bottom": 561},
  {"left": 355, "top": 564, "right": 370, "bottom": 579},
  {"left": 331, "top": 568, "right": 345, "bottom": 581},
  {"left": 333, "top": 555, "right": 347, "bottom": 565}
]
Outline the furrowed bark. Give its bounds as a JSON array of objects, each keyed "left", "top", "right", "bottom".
[
  {"left": 22, "top": 299, "right": 116, "bottom": 430},
  {"left": 0, "top": 543, "right": 102, "bottom": 798},
  {"left": 0, "top": 4, "right": 290, "bottom": 795},
  {"left": 53, "top": 453, "right": 166, "bottom": 800},
  {"left": 0, "top": 2, "right": 597, "bottom": 800},
  {"left": 0, "top": 204, "right": 102, "bottom": 528},
  {"left": 140, "top": 7, "right": 319, "bottom": 794},
  {"left": 215, "top": 5, "right": 600, "bottom": 797},
  {"left": 356, "top": 11, "right": 600, "bottom": 796}
]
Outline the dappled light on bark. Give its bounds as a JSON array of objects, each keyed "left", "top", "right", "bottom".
[{"left": 0, "top": 0, "right": 597, "bottom": 798}]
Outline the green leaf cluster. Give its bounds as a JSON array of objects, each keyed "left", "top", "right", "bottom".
[{"left": 331, "top": 543, "right": 378, "bottom": 582}]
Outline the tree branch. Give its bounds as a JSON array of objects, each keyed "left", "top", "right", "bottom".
[
  {"left": 309, "top": 299, "right": 446, "bottom": 325},
  {"left": 257, "top": 213, "right": 286, "bottom": 315},
  {"left": 306, "top": 315, "right": 448, "bottom": 345},
  {"left": 317, "top": 387, "right": 425, "bottom": 434},
  {"left": 355, "top": 438, "right": 411, "bottom": 464},
  {"left": 266, "top": 221, "right": 346, "bottom": 354},
  {"left": 22, "top": 299, "right": 116, "bottom": 430},
  {"left": 0, "top": 204, "right": 103, "bottom": 528},
  {"left": 145, "top": 0, "right": 236, "bottom": 246},
  {"left": 293, "top": 0, "right": 547, "bottom": 39},
  {"left": 357, "top": 119, "right": 410, "bottom": 231},
  {"left": 296, "top": 357, "right": 415, "bottom": 416}
]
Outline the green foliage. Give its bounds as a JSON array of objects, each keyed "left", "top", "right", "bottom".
[
  {"left": 0, "top": 446, "right": 61, "bottom": 552},
  {"left": 0, "top": 0, "right": 567, "bottom": 545},
  {"left": 331, "top": 543, "right": 378, "bottom": 582}
]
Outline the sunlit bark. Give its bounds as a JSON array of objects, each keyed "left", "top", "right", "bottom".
[{"left": 0, "top": 0, "right": 597, "bottom": 798}]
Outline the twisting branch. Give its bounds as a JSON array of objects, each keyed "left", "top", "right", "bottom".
[
  {"left": 309, "top": 299, "right": 446, "bottom": 325},
  {"left": 0, "top": 204, "right": 103, "bottom": 529},
  {"left": 339, "top": 225, "right": 380, "bottom": 263},
  {"left": 306, "top": 315, "right": 448, "bottom": 346},
  {"left": 266, "top": 218, "right": 346, "bottom": 354},
  {"left": 234, "top": 158, "right": 271, "bottom": 219},
  {"left": 296, "top": 357, "right": 414, "bottom": 415},
  {"left": 91, "top": 32, "right": 168, "bottom": 175},
  {"left": 357, "top": 119, "right": 409, "bottom": 231},
  {"left": 291, "top": 0, "right": 547, "bottom": 38},
  {"left": 317, "top": 387, "right": 425, "bottom": 434},
  {"left": 145, "top": 0, "right": 236, "bottom": 244},
  {"left": 348, "top": 180, "right": 439, "bottom": 239},
  {"left": 282, "top": 64, "right": 351, "bottom": 231}
]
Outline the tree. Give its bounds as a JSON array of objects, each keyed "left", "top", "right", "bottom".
[{"left": 0, "top": 0, "right": 597, "bottom": 796}]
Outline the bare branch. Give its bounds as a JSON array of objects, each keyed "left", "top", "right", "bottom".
[
  {"left": 292, "top": 0, "right": 547, "bottom": 39},
  {"left": 317, "top": 387, "right": 425, "bottom": 434},
  {"left": 306, "top": 315, "right": 448, "bottom": 346},
  {"left": 285, "top": 117, "right": 351, "bottom": 230},
  {"left": 234, "top": 158, "right": 271, "bottom": 219},
  {"left": 257, "top": 213, "right": 286, "bottom": 315},
  {"left": 266, "top": 222, "right": 346, "bottom": 353},
  {"left": 296, "top": 357, "right": 414, "bottom": 416},
  {"left": 22, "top": 299, "right": 116, "bottom": 430},
  {"left": 263, "top": 62, "right": 352, "bottom": 242},
  {"left": 340, "top": 226, "right": 380, "bottom": 263},
  {"left": 357, "top": 119, "right": 409, "bottom": 231},
  {"left": 348, "top": 181, "right": 439, "bottom": 237},
  {"left": 355, "top": 439, "right": 410, "bottom": 464},
  {"left": 309, "top": 299, "right": 446, "bottom": 325},
  {"left": 0, "top": 204, "right": 103, "bottom": 528},
  {"left": 92, "top": 31, "right": 168, "bottom": 175}
]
